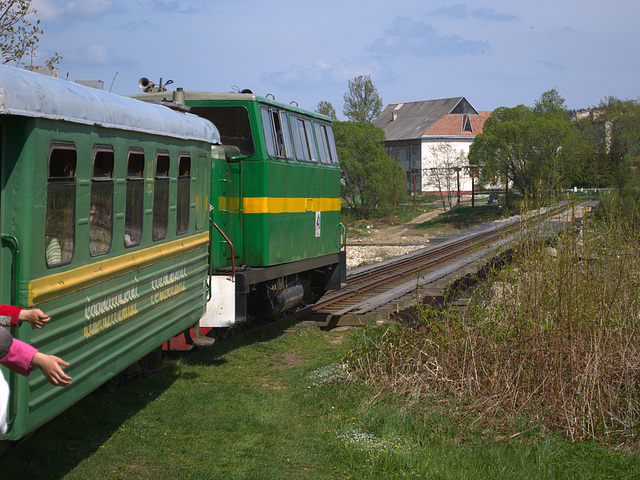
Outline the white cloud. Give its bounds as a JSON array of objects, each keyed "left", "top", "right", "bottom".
[
  {"left": 80, "top": 43, "right": 111, "bottom": 64},
  {"left": 31, "top": 0, "right": 64, "bottom": 21},
  {"left": 67, "top": 0, "right": 115, "bottom": 17},
  {"left": 263, "top": 59, "right": 387, "bottom": 88},
  {"left": 370, "top": 16, "right": 489, "bottom": 58}
]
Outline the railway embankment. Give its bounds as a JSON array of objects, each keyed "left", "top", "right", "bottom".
[{"left": 321, "top": 202, "right": 591, "bottom": 328}]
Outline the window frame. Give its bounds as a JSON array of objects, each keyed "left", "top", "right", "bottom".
[
  {"left": 124, "top": 148, "right": 145, "bottom": 248},
  {"left": 153, "top": 151, "right": 171, "bottom": 241},
  {"left": 89, "top": 145, "right": 114, "bottom": 257},
  {"left": 45, "top": 142, "right": 77, "bottom": 268},
  {"left": 176, "top": 153, "right": 191, "bottom": 236}
]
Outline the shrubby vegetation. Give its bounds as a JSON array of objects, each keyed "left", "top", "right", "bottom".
[{"left": 345, "top": 200, "right": 640, "bottom": 448}]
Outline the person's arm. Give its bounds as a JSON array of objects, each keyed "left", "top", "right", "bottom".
[
  {"left": 17, "top": 309, "right": 50, "bottom": 329},
  {"left": 30, "top": 353, "right": 71, "bottom": 387},
  {"left": 0, "top": 337, "right": 37, "bottom": 376},
  {"left": 0, "top": 305, "right": 22, "bottom": 327},
  {"left": 0, "top": 338, "right": 72, "bottom": 386}
]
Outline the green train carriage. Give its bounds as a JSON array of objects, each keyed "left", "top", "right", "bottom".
[
  {"left": 0, "top": 66, "right": 218, "bottom": 440},
  {"left": 137, "top": 87, "right": 346, "bottom": 329}
]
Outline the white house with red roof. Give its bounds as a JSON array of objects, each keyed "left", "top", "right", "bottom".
[{"left": 373, "top": 97, "right": 492, "bottom": 194}]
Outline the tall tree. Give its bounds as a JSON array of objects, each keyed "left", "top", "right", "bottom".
[
  {"left": 315, "top": 100, "right": 337, "bottom": 120},
  {"left": 342, "top": 75, "right": 383, "bottom": 123},
  {"left": 334, "top": 121, "right": 405, "bottom": 219},
  {"left": 469, "top": 90, "right": 580, "bottom": 203},
  {"left": 533, "top": 88, "right": 567, "bottom": 115},
  {"left": 578, "top": 97, "right": 640, "bottom": 190},
  {"left": 425, "top": 144, "right": 466, "bottom": 219}
]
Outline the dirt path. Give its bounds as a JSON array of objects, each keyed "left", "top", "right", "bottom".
[
  {"left": 349, "top": 208, "right": 445, "bottom": 246},
  {"left": 346, "top": 208, "right": 446, "bottom": 268}
]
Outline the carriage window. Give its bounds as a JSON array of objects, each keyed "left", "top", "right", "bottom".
[
  {"left": 46, "top": 145, "right": 76, "bottom": 267},
  {"left": 90, "top": 147, "right": 114, "bottom": 256},
  {"left": 190, "top": 106, "right": 254, "bottom": 156},
  {"left": 153, "top": 153, "right": 170, "bottom": 241},
  {"left": 195, "top": 153, "right": 208, "bottom": 231},
  {"left": 176, "top": 155, "right": 191, "bottom": 235},
  {"left": 125, "top": 150, "right": 144, "bottom": 247},
  {"left": 291, "top": 116, "right": 317, "bottom": 163}
]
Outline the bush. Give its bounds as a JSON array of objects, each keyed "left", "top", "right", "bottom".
[{"left": 345, "top": 203, "right": 640, "bottom": 448}]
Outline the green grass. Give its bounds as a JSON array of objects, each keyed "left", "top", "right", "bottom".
[
  {"left": 416, "top": 203, "right": 507, "bottom": 231},
  {"left": 2, "top": 321, "right": 638, "bottom": 479}
]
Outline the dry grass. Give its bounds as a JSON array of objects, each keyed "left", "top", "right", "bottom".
[{"left": 345, "top": 203, "right": 640, "bottom": 448}]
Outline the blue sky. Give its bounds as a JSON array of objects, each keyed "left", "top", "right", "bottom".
[{"left": 29, "top": 0, "right": 640, "bottom": 118}]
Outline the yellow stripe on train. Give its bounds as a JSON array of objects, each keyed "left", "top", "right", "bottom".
[
  {"left": 29, "top": 233, "right": 209, "bottom": 306},
  {"left": 218, "top": 197, "right": 341, "bottom": 214}
]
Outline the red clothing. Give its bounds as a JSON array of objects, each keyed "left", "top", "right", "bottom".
[
  {"left": 0, "top": 338, "right": 37, "bottom": 376},
  {"left": 0, "top": 305, "right": 37, "bottom": 376},
  {"left": 0, "top": 305, "right": 22, "bottom": 328}
]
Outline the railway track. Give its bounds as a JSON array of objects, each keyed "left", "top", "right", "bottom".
[{"left": 310, "top": 202, "right": 589, "bottom": 328}]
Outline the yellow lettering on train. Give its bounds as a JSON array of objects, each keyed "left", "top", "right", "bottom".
[{"left": 83, "top": 302, "right": 139, "bottom": 341}]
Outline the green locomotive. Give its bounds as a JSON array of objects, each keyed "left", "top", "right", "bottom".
[
  {"left": 0, "top": 66, "right": 217, "bottom": 440},
  {"left": 136, "top": 86, "right": 346, "bottom": 336}
]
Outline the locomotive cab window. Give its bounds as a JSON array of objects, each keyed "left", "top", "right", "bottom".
[
  {"left": 261, "top": 107, "right": 294, "bottom": 159},
  {"left": 291, "top": 116, "right": 318, "bottom": 163},
  {"left": 314, "top": 123, "right": 339, "bottom": 165},
  {"left": 90, "top": 147, "right": 114, "bottom": 256},
  {"left": 176, "top": 155, "right": 191, "bottom": 235},
  {"left": 46, "top": 144, "right": 77, "bottom": 267},
  {"left": 125, "top": 150, "right": 144, "bottom": 247},
  {"left": 190, "top": 106, "right": 254, "bottom": 157},
  {"left": 153, "top": 152, "right": 170, "bottom": 241}
]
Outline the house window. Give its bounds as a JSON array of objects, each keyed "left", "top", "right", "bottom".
[{"left": 463, "top": 115, "right": 473, "bottom": 133}]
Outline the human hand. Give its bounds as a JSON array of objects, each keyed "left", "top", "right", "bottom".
[
  {"left": 18, "top": 309, "right": 50, "bottom": 329},
  {"left": 31, "top": 353, "right": 72, "bottom": 386}
]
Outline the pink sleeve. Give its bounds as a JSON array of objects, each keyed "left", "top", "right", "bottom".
[
  {"left": 0, "top": 338, "right": 37, "bottom": 376},
  {"left": 0, "top": 305, "right": 22, "bottom": 328}
]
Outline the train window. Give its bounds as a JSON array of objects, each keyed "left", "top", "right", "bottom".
[
  {"left": 314, "top": 123, "right": 339, "bottom": 165},
  {"left": 326, "top": 126, "right": 339, "bottom": 164},
  {"left": 279, "top": 112, "right": 295, "bottom": 160},
  {"left": 90, "top": 147, "right": 114, "bottom": 256},
  {"left": 153, "top": 152, "right": 170, "bottom": 241},
  {"left": 260, "top": 108, "right": 277, "bottom": 158},
  {"left": 176, "top": 155, "right": 191, "bottom": 235},
  {"left": 125, "top": 150, "right": 144, "bottom": 247},
  {"left": 260, "top": 107, "right": 293, "bottom": 160},
  {"left": 195, "top": 153, "right": 208, "bottom": 231},
  {"left": 291, "top": 116, "right": 318, "bottom": 163},
  {"left": 46, "top": 144, "right": 76, "bottom": 267},
  {"left": 190, "top": 106, "right": 255, "bottom": 157}
]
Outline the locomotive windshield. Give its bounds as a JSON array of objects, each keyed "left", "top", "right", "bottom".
[{"left": 191, "top": 106, "right": 254, "bottom": 157}]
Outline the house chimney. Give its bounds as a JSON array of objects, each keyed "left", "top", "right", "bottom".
[{"left": 392, "top": 111, "right": 397, "bottom": 121}]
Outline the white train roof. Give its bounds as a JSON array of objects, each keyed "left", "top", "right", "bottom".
[{"left": 0, "top": 65, "right": 220, "bottom": 144}]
